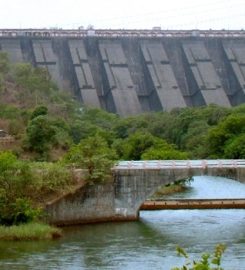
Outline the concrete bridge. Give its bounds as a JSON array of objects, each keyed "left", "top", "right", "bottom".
[
  {"left": 112, "top": 160, "right": 245, "bottom": 220},
  {"left": 46, "top": 160, "right": 245, "bottom": 226}
]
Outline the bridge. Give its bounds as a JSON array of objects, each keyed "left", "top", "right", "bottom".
[
  {"left": 1, "top": 29, "right": 245, "bottom": 116},
  {"left": 112, "top": 160, "right": 245, "bottom": 220},
  {"left": 46, "top": 160, "right": 245, "bottom": 226}
]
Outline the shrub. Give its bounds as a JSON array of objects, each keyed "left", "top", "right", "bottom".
[
  {"left": 172, "top": 244, "right": 226, "bottom": 270},
  {"left": 0, "top": 198, "right": 42, "bottom": 226},
  {"left": 32, "top": 162, "right": 74, "bottom": 194},
  {"left": 0, "top": 151, "right": 40, "bottom": 225}
]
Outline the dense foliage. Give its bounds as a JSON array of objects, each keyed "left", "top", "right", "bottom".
[
  {"left": 1, "top": 52, "right": 244, "bottom": 161},
  {"left": 62, "top": 134, "right": 117, "bottom": 183},
  {"left": 0, "top": 151, "right": 75, "bottom": 226}
]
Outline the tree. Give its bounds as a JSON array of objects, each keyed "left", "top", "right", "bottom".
[
  {"left": 116, "top": 131, "right": 188, "bottom": 160},
  {"left": 31, "top": 105, "right": 48, "bottom": 120},
  {"left": 0, "top": 151, "right": 38, "bottom": 225},
  {"left": 25, "top": 115, "right": 56, "bottom": 158},
  {"left": 223, "top": 134, "right": 245, "bottom": 159},
  {"left": 13, "top": 63, "right": 59, "bottom": 106},
  {"left": 141, "top": 145, "right": 188, "bottom": 160},
  {"left": 118, "top": 131, "right": 159, "bottom": 160},
  {"left": 62, "top": 134, "right": 117, "bottom": 183},
  {"left": 207, "top": 113, "right": 245, "bottom": 158}
]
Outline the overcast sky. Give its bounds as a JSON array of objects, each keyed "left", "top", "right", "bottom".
[{"left": 1, "top": 0, "right": 245, "bottom": 30}]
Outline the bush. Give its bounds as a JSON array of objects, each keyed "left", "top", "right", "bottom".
[
  {"left": 115, "top": 131, "right": 188, "bottom": 160},
  {"left": 172, "top": 244, "right": 226, "bottom": 270},
  {"left": 32, "top": 162, "right": 74, "bottom": 194},
  {"left": 0, "top": 151, "right": 41, "bottom": 225},
  {"left": 24, "top": 115, "right": 56, "bottom": 158},
  {"left": 31, "top": 105, "right": 48, "bottom": 120},
  {"left": 207, "top": 113, "right": 245, "bottom": 158},
  {"left": 0, "top": 198, "right": 42, "bottom": 226}
]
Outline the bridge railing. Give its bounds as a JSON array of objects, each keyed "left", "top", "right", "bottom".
[{"left": 113, "top": 160, "right": 245, "bottom": 170}]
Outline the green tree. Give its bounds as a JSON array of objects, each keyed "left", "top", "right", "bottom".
[
  {"left": 181, "top": 120, "right": 209, "bottom": 158},
  {"left": 113, "top": 114, "right": 150, "bottom": 139},
  {"left": 141, "top": 145, "right": 188, "bottom": 160},
  {"left": 31, "top": 105, "right": 48, "bottom": 120},
  {"left": 63, "top": 135, "right": 117, "bottom": 183},
  {"left": 25, "top": 115, "right": 56, "bottom": 158},
  {"left": 0, "top": 151, "right": 39, "bottom": 225},
  {"left": 118, "top": 131, "right": 159, "bottom": 160},
  {"left": 116, "top": 131, "right": 188, "bottom": 160},
  {"left": 207, "top": 113, "right": 245, "bottom": 158},
  {"left": 69, "top": 108, "right": 118, "bottom": 144},
  {"left": 13, "top": 63, "right": 59, "bottom": 106},
  {"left": 223, "top": 134, "right": 245, "bottom": 158}
]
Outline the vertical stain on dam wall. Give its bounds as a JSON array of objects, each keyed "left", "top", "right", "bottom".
[
  {"left": 182, "top": 40, "right": 231, "bottom": 106},
  {"left": 99, "top": 40, "right": 142, "bottom": 116},
  {"left": 0, "top": 32, "right": 244, "bottom": 116},
  {"left": 141, "top": 40, "right": 187, "bottom": 111}
]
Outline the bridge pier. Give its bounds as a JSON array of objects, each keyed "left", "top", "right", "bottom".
[{"left": 113, "top": 167, "right": 192, "bottom": 220}]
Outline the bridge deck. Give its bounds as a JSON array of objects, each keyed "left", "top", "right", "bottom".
[
  {"left": 114, "top": 160, "right": 245, "bottom": 170},
  {"left": 140, "top": 199, "right": 245, "bottom": 210}
]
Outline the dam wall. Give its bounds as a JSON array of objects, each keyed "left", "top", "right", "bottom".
[{"left": 0, "top": 29, "right": 245, "bottom": 116}]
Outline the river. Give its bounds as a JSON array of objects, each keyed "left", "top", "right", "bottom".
[{"left": 0, "top": 176, "right": 244, "bottom": 270}]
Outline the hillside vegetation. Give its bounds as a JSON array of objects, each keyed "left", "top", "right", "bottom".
[
  {"left": 1, "top": 51, "right": 244, "bottom": 162},
  {"left": 0, "top": 51, "right": 244, "bottom": 227}
]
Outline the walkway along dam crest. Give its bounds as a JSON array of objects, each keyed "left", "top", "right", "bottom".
[
  {"left": 46, "top": 160, "right": 245, "bottom": 225},
  {"left": 0, "top": 29, "right": 245, "bottom": 116}
]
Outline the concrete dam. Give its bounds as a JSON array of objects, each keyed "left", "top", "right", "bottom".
[{"left": 1, "top": 29, "right": 245, "bottom": 116}]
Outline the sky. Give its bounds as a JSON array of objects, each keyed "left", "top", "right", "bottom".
[{"left": 1, "top": 0, "right": 245, "bottom": 30}]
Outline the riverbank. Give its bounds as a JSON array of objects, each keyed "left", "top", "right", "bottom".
[{"left": 0, "top": 223, "right": 62, "bottom": 241}]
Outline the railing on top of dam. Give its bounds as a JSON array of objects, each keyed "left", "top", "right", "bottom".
[
  {"left": 1, "top": 29, "right": 245, "bottom": 38},
  {"left": 113, "top": 160, "right": 245, "bottom": 170}
]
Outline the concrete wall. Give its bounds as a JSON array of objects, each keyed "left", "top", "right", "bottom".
[{"left": 0, "top": 36, "right": 244, "bottom": 116}]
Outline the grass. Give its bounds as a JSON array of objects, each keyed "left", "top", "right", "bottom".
[
  {"left": 0, "top": 222, "right": 62, "bottom": 241},
  {"left": 155, "top": 184, "right": 188, "bottom": 196}
]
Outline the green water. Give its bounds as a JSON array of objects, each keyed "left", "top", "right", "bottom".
[{"left": 0, "top": 176, "right": 244, "bottom": 270}]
